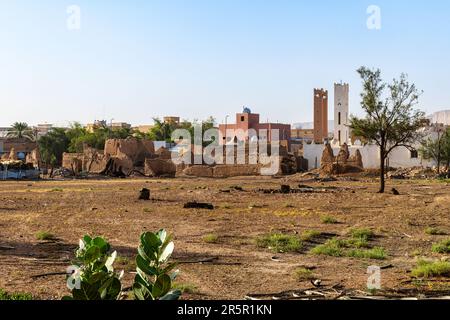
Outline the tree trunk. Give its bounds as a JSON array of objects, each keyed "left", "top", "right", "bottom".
[
  {"left": 379, "top": 149, "right": 385, "bottom": 193},
  {"left": 437, "top": 153, "right": 441, "bottom": 174}
]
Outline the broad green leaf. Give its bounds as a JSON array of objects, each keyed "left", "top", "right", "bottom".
[
  {"left": 136, "top": 255, "right": 158, "bottom": 276},
  {"left": 159, "top": 241, "right": 174, "bottom": 263},
  {"left": 152, "top": 274, "right": 171, "bottom": 298},
  {"left": 138, "top": 245, "right": 152, "bottom": 262},
  {"left": 133, "top": 282, "right": 153, "bottom": 300},
  {"left": 93, "top": 237, "right": 110, "bottom": 253},
  {"left": 83, "top": 246, "right": 101, "bottom": 264},
  {"left": 82, "top": 235, "right": 92, "bottom": 245},
  {"left": 142, "top": 232, "right": 162, "bottom": 250},
  {"left": 99, "top": 277, "right": 114, "bottom": 299},
  {"left": 157, "top": 229, "right": 167, "bottom": 243},
  {"left": 105, "top": 251, "right": 117, "bottom": 271}
]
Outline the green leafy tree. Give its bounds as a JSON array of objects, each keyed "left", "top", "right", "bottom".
[
  {"left": 443, "top": 128, "right": 450, "bottom": 172},
  {"left": 66, "top": 122, "right": 88, "bottom": 153},
  {"left": 148, "top": 118, "right": 177, "bottom": 142},
  {"left": 38, "top": 128, "right": 70, "bottom": 174},
  {"left": 420, "top": 128, "right": 450, "bottom": 174},
  {"left": 66, "top": 123, "right": 136, "bottom": 153},
  {"left": 7, "top": 122, "right": 34, "bottom": 140},
  {"left": 186, "top": 117, "right": 216, "bottom": 146},
  {"left": 349, "top": 67, "right": 426, "bottom": 193}
]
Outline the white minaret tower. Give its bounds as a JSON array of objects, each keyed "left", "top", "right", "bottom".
[{"left": 334, "top": 82, "right": 350, "bottom": 146}]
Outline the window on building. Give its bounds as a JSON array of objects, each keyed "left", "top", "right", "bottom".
[
  {"left": 338, "top": 130, "right": 341, "bottom": 144},
  {"left": 241, "top": 116, "right": 245, "bottom": 122},
  {"left": 410, "top": 149, "right": 418, "bottom": 159},
  {"left": 338, "top": 112, "right": 341, "bottom": 125}
]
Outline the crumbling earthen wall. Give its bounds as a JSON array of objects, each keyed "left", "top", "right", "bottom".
[
  {"left": 62, "top": 138, "right": 301, "bottom": 178},
  {"left": 320, "top": 143, "right": 363, "bottom": 175},
  {"left": 145, "top": 159, "right": 177, "bottom": 177}
]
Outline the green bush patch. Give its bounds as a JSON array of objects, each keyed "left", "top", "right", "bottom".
[
  {"left": 411, "top": 260, "right": 450, "bottom": 278},
  {"left": 311, "top": 230, "right": 386, "bottom": 260},
  {"left": 349, "top": 228, "right": 374, "bottom": 241},
  {"left": 300, "top": 230, "right": 321, "bottom": 242},
  {"left": 36, "top": 231, "right": 56, "bottom": 241},
  {"left": 203, "top": 234, "right": 219, "bottom": 244},
  {"left": 321, "top": 215, "right": 339, "bottom": 224},
  {"left": 432, "top": 239, "right": 450, "bottom": 254},
  {"left": 293, "top": 268, "right": 315, "bottom": 281},
  {"left": 347, "top": 247, "right": 386, "bottom": 260},
  {"left": 425, "top": 227, "right": 446, "bottom": 236},
  {"left": 0, "top": 288, "right": 33, "bottom": 300},
  {"left": 256, "top": 233, "right": 303, "bottom": 253}
]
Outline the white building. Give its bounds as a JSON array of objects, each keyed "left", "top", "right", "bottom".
[
  {"left": 333, "top": 82, "right": 350, "bottom": 146},
  {"left": 431, "top": 110, "right": 450, "bottom": 125},
  {"left": 303, "top": 143, "right": 435, "bottom": 171}
]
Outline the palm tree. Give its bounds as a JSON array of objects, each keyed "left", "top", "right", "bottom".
[
  {"left": 149, "top": 118, "right": 176, "bottom": 142},
  {"left": 7, "top": 122, "right": 34, "bottom": 140}
]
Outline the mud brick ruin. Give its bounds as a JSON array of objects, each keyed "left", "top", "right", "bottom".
[
  {"left": 320, "top": 143, "right": 363, "bottom": 175},
  {"left": 62, "top": 137, "right": 306, "bottom": 178}
]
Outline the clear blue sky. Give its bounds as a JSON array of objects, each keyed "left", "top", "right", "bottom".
[{"left": 1, "top": 0, "right": 449, "bottom": 127}]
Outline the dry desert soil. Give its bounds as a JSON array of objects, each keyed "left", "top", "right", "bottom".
[{"left": 0, "top": 175, "right": 449, "bottom": 299}]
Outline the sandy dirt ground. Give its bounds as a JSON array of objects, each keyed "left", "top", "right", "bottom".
[{"left": 0, "top": 175, "right": 449, "bottom": 300}]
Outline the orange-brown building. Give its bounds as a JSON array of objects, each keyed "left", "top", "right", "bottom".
[
  {"left": 0, "top": 138, "right": 37, "bottom": 160},
  {"left": 313, "top": 88, "right": 328, "bottom": 144},
  {"left": 218, "top": 109, "right": 291, "bottom": 147}
]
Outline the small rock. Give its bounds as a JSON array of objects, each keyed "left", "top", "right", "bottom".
[
  {"left": 391, "top": 188, "right": 400, "bottom": 195},
  {"left": 183, "top": 202, "right": 214, "bottom": 210},
  {"left": 139, "top": 188, "right": 151, "bottom": 200},
  {"left": 280, "top": 185, "right": 291, "bottom": 194}
]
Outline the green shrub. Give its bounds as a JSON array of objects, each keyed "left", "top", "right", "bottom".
[
  {"left": 311, "top": 236, "right": 386, "bottom": 260},
  {"left": 311, "top": 239, "right": 344, "bottom": 257},
  {"left": 293, "top": 268, "right": 315, "bottom": 281},
  {"left": 349, "top": 228, "right": 374, "bottom": 241},
  {"left": 432, "top": 239, "right": 450, "bottom": 253},
  {"left": 321, "top": 215, "right": 338, "bottom": 224},
  {"left": 256, "top": 233, "right": 302, "bottom": 253},
  {"left": 63, "top": 236, "right": 122, "bottom": 300},
  {"left": 0, "top": 288, "right": 33, "bottom": 300},
  {"left": 411, "top": 260, "right": 450, "bottom": 278},
  {"left": 300, "top": 230, "right": 321, "bottom": 242},
  {"left": 425, "top": 227, "right": 446, "bottom": 235},
  {"left": 49, "top": 188, "right": 63, "bottom": 192},
  {"left": 203, "top": 234, "right": 219, "bottom": 244},
  {"left": 36, "top": 231, "right": 56, "bottom": 241},
  {"left": 347, "top": 247, "right": 386, "bottom": 260},
  {"left": 132, "top": 230, "right": 181, "bottom": 300}
]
